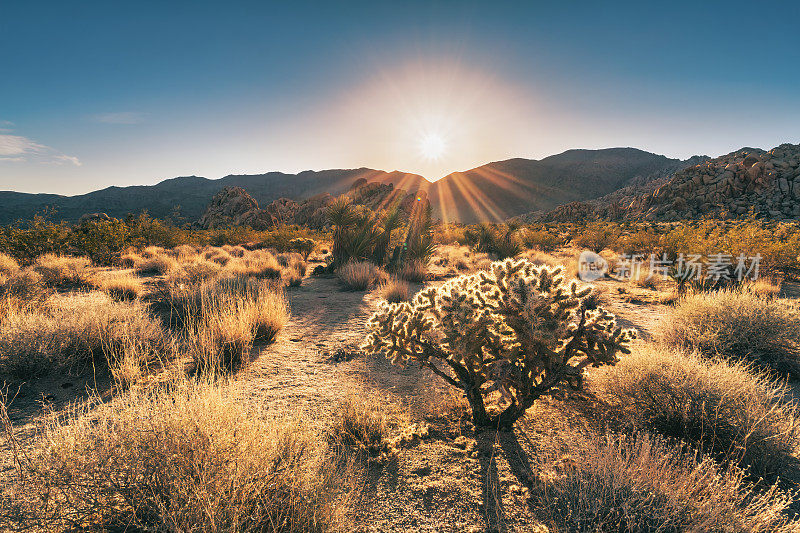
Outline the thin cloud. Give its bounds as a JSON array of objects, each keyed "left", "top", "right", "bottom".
[
  {"left": 92, "top": 111, "right": 146, "bottom": 124},
  {"left": 0, "top": 133, "right": 81, "bottom": 166}
]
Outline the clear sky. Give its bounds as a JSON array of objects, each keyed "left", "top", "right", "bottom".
[{"left": 1, "top": 0, "right": 799, "bottom": 194}]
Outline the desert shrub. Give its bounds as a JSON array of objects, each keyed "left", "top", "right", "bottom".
[
  {"left": 592, "top": 345, "right": 800, "bottom": 477},
  {"left": 289, "top": 237, "right": 316, "bottom": 260},
  {"left": 33, "top": 253, "right": 93, "bottom": 287},
  {"left": 337, "top": 261, "right": 386, "bottom": 291},
  {"left": 0, "top": 252, "right": 19, "bottom": 275},
  {"left": 520, "top": 227, "right": 563, "bottom": 252},
  {"left": 363, "top": 259, "right": 635, "bottom": 429},
  {"left": 530, "top": 432, "right": 800, "bottom": 532},
  {"left": 202, "top": 246, "right": 232, "bottom": 265},
  {"left": 375, "top": 277, "right": 411, "bottom": 303},
  {"left": 0, "top": 268, "right": 44, "bottom": 300},
  {"left": 660, "top": 289, "right": 800, "bottom": 377},
  {"left": 169, "top": 257, "right": 223, "bottom": 284},
  {"left": 573, "top": 222, "right": 621, "bottom": 253},
  {"left": 433, "top": 224, "right": 467, "bottom": 245},
  {"left": 133, "top": 252, "right": 178, "bottom": 276},
  {"left": 2, "top": 380, "right": 346, "bottom": 532},
  {"left": 0, "top": 292, "right": 167, "bottom": 377},
  {"left": 93, "top": 270, "right": 145, "bottom": 300},
  {"left": 465, "top": 223, "right": 522, "bottom": 259},
  {"left": 328, "top": 397, "right": 391, "bottom": 458},
  {"left": 229, "top": 250, "right": 283, "bottom": 279},
  {"left": 180, "top": 277, "right": 288, "bottom": 372},
  {"left": 397, "top": 259, "right": 427, "bottom": 282}
]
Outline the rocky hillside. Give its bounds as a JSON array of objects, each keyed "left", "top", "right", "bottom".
[{"left": 630, "top": 143, "right": 800, "bottom": 221}]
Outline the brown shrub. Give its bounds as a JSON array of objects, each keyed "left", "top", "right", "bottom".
[
  {"left": 0, "top": 252, "right": 19, "bottom": 276},
  {"left": 530, "top": 432, "right": 800, "bottom": 532},
  {"left": 591, "top": 345, "right": 800, "bottom": 478},
  {"left": 375, "top": 277, "right": 411, "bottom": 303},
  {"left": 336, "top": 261, "right": 386, "bottom": 291},
  {"left": 2, "top": 380, "right": 347, "bottom": 532},
  {"left": 33, "top": 254, "right": 93, "bottom": 287},
  {"left": 93, "top": 270, "right": 145, "bottom": 300},
  {"left": 660, "top": 288, "right": 800, "bottom": 377}
]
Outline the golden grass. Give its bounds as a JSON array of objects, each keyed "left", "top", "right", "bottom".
[
  {"left": 0, "top": 268, "right": 44, "bottom": 300},
  {"left": 132, "top": 252, "right": 179, "bottom": 276},
  {"left": 33, "top": 253, "right": 93, "bottom": 287},
  {"left": 431, "top": 244, "right": 491, "bottom": 275},
  {"left": 228, "top": 250, "right": 283, "bottom": 279},
  {"left": 591, "top": 345, "right": 800, "bottom": 478},
  {"left": 1, "top": 379, "right": 348, "bottom": 532},
  {"left": 660, "top": 288, "right": 800, "bottom": 377},
  {"left": 328, "top": 396, "right": 392, "bottom": 460},
  {"left": 179, "top": 277, "right": 289, "bottom": 372},
  {"left": 0, "top": 252, "right": 19, "bottom": 276},
  {"left": 202, "top": 247, "right": 232, "bottom": 265},
  {"left": 0, "top": 292, "right": 167, "bottom": 378},
  {"left": 397, "top": 259, "right": 428, "bottom": 282},
  {"left": 375, "top": 277, "right": 411, "bottom": 303},
  {"left": 530, "top": 432, "right": 800, "bottom": 532},
  {"left": 336, "top": 261, "right": 386, "bottom": 291},
  {"left": 169, "top": 257, "right": 223, "bottom": 284},
  {"left": 93, "top": 270, "right": 145, "bottom": 300}
]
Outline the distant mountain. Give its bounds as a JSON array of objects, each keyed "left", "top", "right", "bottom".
[
  {"left": 0, "top": 169, "right": 427, "bottom": 225},
  {"left": 425, "top": 148, "right": 692, "bottom": 223},
  {"left": 0, "top": 148, "right": 695, "bottom": 225}
]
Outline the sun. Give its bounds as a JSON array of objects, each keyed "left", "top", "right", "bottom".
[{"left": 418, "top": 132, "right": 447, "bottom": 160}]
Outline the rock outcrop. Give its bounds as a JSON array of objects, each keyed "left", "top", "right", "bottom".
[
  {"left": 633, "top": 143, "right": 800, "bottom": 221},
  {"left": 198, "top": 187, "right": 272, "bottom": 229}
]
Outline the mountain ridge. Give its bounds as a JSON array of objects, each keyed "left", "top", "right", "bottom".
[{"left": 0, "top": 147, "right": 699, "bottom": 225}]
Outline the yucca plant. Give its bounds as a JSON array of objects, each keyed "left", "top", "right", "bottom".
[{"left": 363, "top": 258, "right": 635, "bottom": 429}]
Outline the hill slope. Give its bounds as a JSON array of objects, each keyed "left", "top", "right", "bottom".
[{"left": 426, "top": 148, "right": 688, "bottom": 223}]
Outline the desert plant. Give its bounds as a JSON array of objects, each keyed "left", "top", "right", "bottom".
[
  {"left": 328, "top": 397, "right": 391, "bottom": 459},
  {"left": 288, "top": 237, "right": 316, "bottom": 260},
  {"left": 133, "top": 253, "right": 178, "bottom": 276},
  {"left": 573, "top": 221, "right": 621, "bottom": 253},
  {"left": 286, "top": 268, "right": 303, "bottom": 287},
  {"left": 336, "top": 261, "right": 386, "bottom": 291},
  {"left": 376, "top": 277, "right": 411, "bottom": 303},
  {"left": 0, "top": 292, "right": 167, "bottom": 377},
  {"left": 465, "top": 223, "right": 521, "bottom": 259},
  {"left": 33, "top": 253, "right": 93, "bottom": 287},
  {"left": 1, "top": 380, "right": 346, "bottom": 532},
  {"left": 229, "top": 250, "right": 283, "bottom": 279},
  {"left": 362, "top": 258, "right": 635, "bottom": 429},
  {"left": 520, "top": 227, "right": 562, "bottom": 252},
  {"left": 397, "top": 259, "right": 427, "bottom": 282},
  {"left": 592, "top": 345, "right": 800, "bottom": 478},
  {"left": 0, "top": 252, "right": 19, "bottom": 276},
  {"left": 660, "top": 288, "right": 800, "bottom": 377},
  {"left": 0, "top": 268, "right": 45, "bottom": 300},
  {"left": 530, "top": 432, "right": 800, "bottom": 532},
  {"left": 93, "top": 270, "right": 145, "bottom": 300}
]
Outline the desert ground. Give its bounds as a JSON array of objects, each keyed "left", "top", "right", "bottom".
[{"left": 1, "top": 217, "right": 800, "bottom": 532}]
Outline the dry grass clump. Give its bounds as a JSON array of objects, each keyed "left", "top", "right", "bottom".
[
  {"left": 336, "top": 261, "right": 386, "bottom": 291},
  {"left": 375, "top": 277, "right": 411, "bottom": 303},
  {"left": 93, "top": 270, "right": 145, "bottom": 300},
  {"left": 180, "top": 277, "right": 289, "bottom": 372},
  {"left": 2, "top": 380, "right": 347, "bottom": 532},
  {"left": 592, "top": 345, "right": 800, "bottom": 478},
  {"left": 0, "top": 268, "right": 44, "bottom": 300},
  {"left": 741, "top": 277, "right": 783, "bottom": 299},
  {"left": 530, "top": 432, "right": 800, "bottom": 532},
  {"left": 328, "top": 396, "right": 392, "bottom": 459},
  {"left": 397, "top": 259, "right": 428, "bottom": 282},
  {"left": 202, "top": 246, "right": 232, "bottom": 265},
  {"left": 171, "top": 243, "right": 199, "bottom": 261},
  {"left": 132, "top": 252, "right": 179, "bottom": 276},
  {"left": 168, "top": 257, "right": 223, "bottom": 284},
  {"left": 660, "top": 288, "right": 800, "bottom": 377},
  {"left": 0, "top": 252, "right": 19, "bottom": 276},
  {"left": 33, "top": 253, "right": 93, "bottom": 287},
  {"left": 228, "top": 250, "right": 283, "bottom": 279},
  {"left": 431, "top": 244, "right": 491, "bottom": 275},
  {"left": 221, "top": 244, "right": 247, "bottom": 257},
  {"left": 0, "top": 292, "right": 167, "bottom": 378},
  {"left": 285, "top": 268, "right": 304, "bottom": 287}
]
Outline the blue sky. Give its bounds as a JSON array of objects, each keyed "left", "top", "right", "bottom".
[{"left": 1, "top": 0, "right": 799, "bottom": 194}]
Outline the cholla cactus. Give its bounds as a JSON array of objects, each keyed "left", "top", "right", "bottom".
[{"left": 362, "top": 259, "right": 636, "bottom": 429}]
